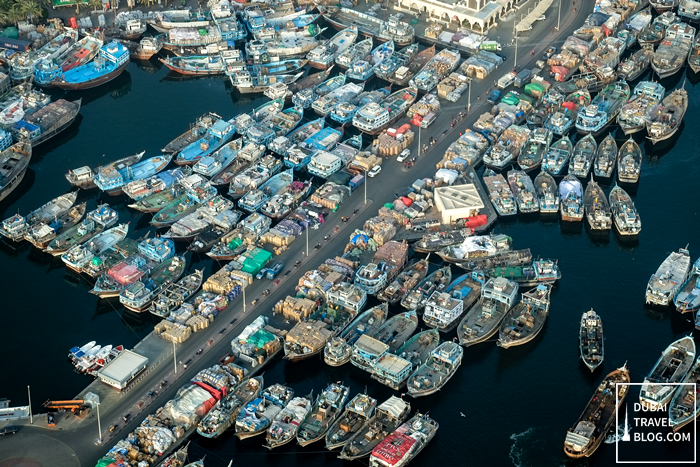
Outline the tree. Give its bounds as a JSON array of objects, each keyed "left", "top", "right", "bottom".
[
  {"left": 88, "top": 0, "right": 101, "bottom": 11},
  {"left": 138, "top": 0, "right": 154, "bottom": 7},
  {"left": 0, "top": 9, "right": 8, "bottom": 26},
  {"left": 7, "top": 5, "right": 23, "bottom": 26},
  {"left": 19, "top": 0, "right": 41, "bottom": 23}
]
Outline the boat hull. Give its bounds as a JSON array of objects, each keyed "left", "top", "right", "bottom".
[
  {"left": 159, "top": 59, "right": 223, "bottom": 75},
  {"left": 51, "top": 60, "right": 130, "bottom": 91},
  {"left": 408, "top": 369, "right": 458, "bottom": 397},
  {"left": 0, "top": 165, "right": 27, "bottom": 203}
]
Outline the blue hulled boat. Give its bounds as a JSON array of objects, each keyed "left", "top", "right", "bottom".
[
  {"left": 95, "top": 154, "right": 172, "bottom": 196},
  {"left": 238, "top": 168, "right": 294, "bottom": 212},
  {"left": 50, "top": 41, "right": 131, "bottom": 91},
  {"left": 176, "top": 117, "right": 236, "bottom": 165}
]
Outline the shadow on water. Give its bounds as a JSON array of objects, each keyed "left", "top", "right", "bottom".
[
  {"left": 669, "top": 309, "right": 695, "bottom": 335},
  {"left": 613, "top": 230, "right": 639, "bottom": 250},
  {"left": 0, "top": 168, "right": 34, "bottom": 216},
  {"left": 29, "top": 114, "right": 84, "bottom": 165},
  {"left": 643, "top": 121, "right": 684, "bottom": 161},
  {"left": 65, "top": 71, "right": 133, "bottom": 106},
  {"left": 132, "top": 59, "right": 159, "bottom": 74},
  {"left": 585, "top": 225, "right": 610, "bottom": 246},
  {"left": 559, "top": 219, "right": 582, "bottom": 236}
]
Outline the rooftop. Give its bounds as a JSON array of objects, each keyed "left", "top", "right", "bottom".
[
  {"left": 97, "top": 350, "right": 148, "bottom": 384},
  {"left": 355, "top": 334, "right": 390, "bottom": 356}
]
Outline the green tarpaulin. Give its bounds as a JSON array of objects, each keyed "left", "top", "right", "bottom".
[
  {"left": 248, "top": 329, "right": 276, "bottom": 348},
  {"left": 240, "top": 248, "right": 272, "bottom": 275}
]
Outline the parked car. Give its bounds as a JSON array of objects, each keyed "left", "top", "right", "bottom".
[
  {"left": 368, "top": 165, "right": 382, "bottom": 177},
  {"left": 397, "top": 149, "right": 411, "bottom": 162},
  {"left": 537, "top": 14, "right": 546, "bottom": 21}
]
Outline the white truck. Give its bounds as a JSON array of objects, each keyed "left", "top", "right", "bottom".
[{"left": 497, "top": 71, "right": 517, "bottom": 89}]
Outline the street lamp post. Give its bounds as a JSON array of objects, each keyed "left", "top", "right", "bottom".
[
  {"left": 243, "top": 284, "right": 246, "bottom": 313},
  {"left": 306, "top": 225, "right": 309, "bottom": 256},
  {"left": 27, "top": 385, "right": 32, "bottom": 424},
  {"left": 557, "top": 0, "right": 561, "bottom": 30},
  {"left": 468, "top": 78, "right": 472, "bottom": 111},
  {"left": 418, "top": 125, "right": 421, "bottom": 156},
  {"left": 514, "top": 35, "right": 518, "bottom": 69},
  {"left": 96, "top": 402, "right": 102, "bottom": 443},
  {"left": 173, "top": 341, "right": 177, "bottom": 374},
  {"left": 364, "top": 168, "right": 367, "bottom": 205}
]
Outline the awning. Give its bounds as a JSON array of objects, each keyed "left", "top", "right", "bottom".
[{"left": 515, "top": 0, "right": 554, "bottom": 32}]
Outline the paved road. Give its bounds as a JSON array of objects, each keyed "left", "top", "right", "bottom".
[{"left": 0, "top": 0, "right": 594, "bottom": 465}]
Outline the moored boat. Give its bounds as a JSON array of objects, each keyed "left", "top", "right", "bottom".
[
  {"left": 616, "top": 138, "right": 642, "bottom": 184},
  {"left": 265, "top": 392, "right": 314, "bottom": 449},
  {"left": 652, "top": 22, "right": 695, "bottom": 79},
  {"left": 401, "top": 265, "right": 451, "bottom": 313},
  {"left": 594, "top": 134, "right": 617, "bottom": 178},
  {"left": 325, "top": 392, "right": 377, "bottom": 450},
  {"left": 541, "top": 136, "right": 572, "bottom": 176},
  {"left": 61, "top": 223, "right": 130, "bottom": 272},
  {"left": 353, "top": 87, "right": 418, "bottom": 135},
  {"left": 497, "top": 284, "right": 552, "bottom": 348},
  {"left": 0, "top": 191, "right": 79, "bottom": 242},
  {"left": 575, "top": 82, "right": 630, "bottom": 136},
  {"left": 569, "top": 134, "right": 597, "bottom": 179},
  {"left": 618, "top": 81, "right": 665, "bottom": 135},
  {"left": 646, "top": 247, "right": 691, "bottom": 306},
  {"left": 67, "top": 151, "right": 145, "bottom": 191},
  {"left": 338, "top": 395, "right": 411, "bottom": 460},
  {"left": 645, "top": 86, "right": 688, "bottom": 145},
  {"left": 297, "top": 383, "right": 350, "bottom": 447},
  {"left": 95, "top": 154, "right": 171, "bottom": 196},
  {"left": 306, "top": 28, "right": 358, "bottom": 70},
  {"left": 675, "top": 257, "right": 700, "bottom": 314},
  {"left": 324, "top": 303, "right": 388, "bottom": 367},
  {"left": 483, "top": 170, "right": 518, "bottom": 216},
  {"left": 386, "top": 45, "right": 435, "bottom": 86},
  {"left": 507, "top": 169, "right": 539, "bottom": 214},
  {"left": 616, "top": 48, "right": 653, "bottom": 81},
  {"left": 407, "top": 341, "right": 462, "bottom": 397},
  {"left": 409, "top": 48, "right": 460, "bottom": 93},
  {"left": 0, "top": 142, "right": 31, "bottom": 203},
  {"left": 368, "top": 412, "right": 438, "bottom": 467},
  {"left": 457, "top": 276, "right": 518, "bottom": 346},
  {"left": 235, "top": 384, "right": 294, "bottom": 440},
  {"left": 584, "top": 178, "right": 612, "bottom": 231},
  {"left": 197, "top": 376, "right": 264, "bottom": 438},
  {"left": 24, "top": 202, "right": 87, "bottom": 250},
  {"left": 46, "top": 204, "right": 119, "bottom": 256},
  {"left": 11, "top": 98, "right": 82, "bottom": 147},
  {"left": 424, "top": 272, "right": 483, "bottom": 333},
  {"left": 639, "top": 11, "right": 677, "bottom": 47},
  {"left": 609, "top": 185, "right": 641, "bottom": 236},
  {"left": 318, "top": 6, "right": 414, "bottom": 46},
  {"left": 640, "top": 336, "right": 696, "bottom": 410},
  {"left": 669, "top": 358, "right": 700, "bottom": 432},
  {"left": 50, "top": 41, "right": 130, "bottom": 91},
  {"left": 534, "top": 171, "right": 560, "bottom": 213},
  {"left": 517, "top": 127, "right": 552, "bottom": 173},
  {"left": 559, "top": 175, "right": 584, "bottom": 222},
  {"left": 119, "top": 255, "right": 186, "bottom": 312}
]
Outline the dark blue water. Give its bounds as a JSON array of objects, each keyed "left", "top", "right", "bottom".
[{"left": 2, "top": 49, "right": 700, "bottom": 467}]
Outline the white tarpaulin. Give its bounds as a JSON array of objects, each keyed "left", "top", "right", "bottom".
[{"left": 516, "top": 0, "right": 554, "bottom": 32}]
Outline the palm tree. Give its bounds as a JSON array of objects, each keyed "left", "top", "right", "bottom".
[
  {"left": 138, "top": 0, "right": 154, "bottom": 7},
  {"left": 7, "top": 5, "right": 23, "bottom": 26},
  {"left": 88, "top": 0, "right": 101, "bottom": 11},
  {"left": 19, "top": 0, "right": 41, "bottom": 23},
  {"left": 0, "top": 9, "right": 8, "bottom": 26}
]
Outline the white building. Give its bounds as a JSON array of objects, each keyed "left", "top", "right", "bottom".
[
  {"left": 434, "top": 183, "right": 485, "bottom": 224},
  {"left": 97, "top": 350, "right": 149, "bottom": 390}
]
